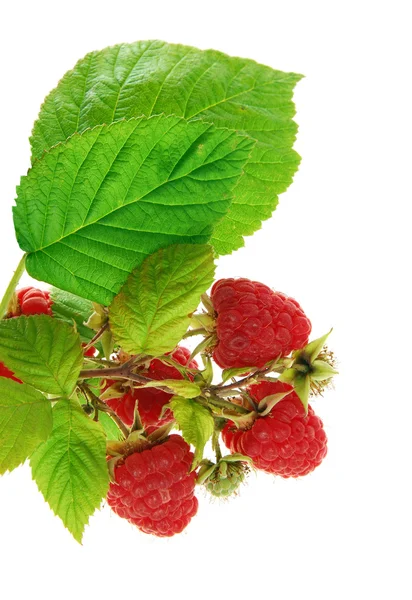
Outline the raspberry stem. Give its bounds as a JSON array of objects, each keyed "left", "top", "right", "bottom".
[
  {"left": 79, "top": 383, "right": 130, "bottom": 439},
  {"left": 0, "top": 253, "right": 27, "bottom": 318},
  {"left": 83, "top": 322, "right": 109, "bottom": 352}
]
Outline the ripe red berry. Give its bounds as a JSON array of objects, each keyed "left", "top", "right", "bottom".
[
  {"left": 82, "top": 343, "right": 97, "bottom": 358},
  {"left": 107, "top": 435, "right": 198, "bottom": 537},
  {"left": 0, "top": 361, "right": 22, "bottom": 383},
  {"left": 222, "top": 381, "right": 327, "bottom": 478},
  {"left": 210, "top": 278, "right": 311, "bottom": 369},
  {"left": 105, "top": 347, "right": 198, "bottom": 430},
  {"left": 15, "top": 286, "right": 52, "bottom": 316}
]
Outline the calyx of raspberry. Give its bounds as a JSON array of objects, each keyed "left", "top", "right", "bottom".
[{"left": 279, "top": 330, "right": 338, "bottom": 411}]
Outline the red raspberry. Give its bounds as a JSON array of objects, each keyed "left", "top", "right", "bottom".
[
  {"left": 105, "top": 347, "right": 198, "bottom": 430},
  {"left": 0, "top": 361, "right": 22, "bottom": 384},
  {"left": 15, "top": 286, "right": 52, "bottom": 316},
  {"left": 82, "top": 343, "right": 97, "bottom": 358},
  {"left": 222, "top": 381, "right": 327, "bottom": 478},
  {"left": 107, "top": 435, "right": 198, "bottom": 537},
  {"left": 210, "top": 278, "right": 311, "bottom": 369}
]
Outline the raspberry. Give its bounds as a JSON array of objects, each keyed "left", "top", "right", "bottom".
[
  {"left": 15, "top": 286, "right": 52, "bottom": 316},
  {"left": 210, "top": 278, "right": 311, "bottom": 369},
  {"left": 0, "top": 361, "right": 22, "bottom": 383},
  {"left": 82, "top": 343, "right": 97, "bottom": 358},
  {"left": 202, "top": 460, "right": 248, "bottom": 498},
  {"left": 222, "top": 381, "right": 327, "bottom": 478},
  {"left": 105, "top": 346, "right": 198, "bottom": 430},
  {"left": 107, "top": 435, "right": 198, "bottom": 537}
]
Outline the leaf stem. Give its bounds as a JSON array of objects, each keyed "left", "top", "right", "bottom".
[
  {"left": 83, "top": 322, "right": 109, "bottom": 351},
  {"left": 0, "top": 254, "right": 27, "bottom": 318},
  {"left": 79, "top": 383, "right": 129, "bottom": 439}
]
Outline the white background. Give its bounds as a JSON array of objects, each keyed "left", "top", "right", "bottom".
[{"left": 0, "top": 1, "right": 411, "bottom": 599}]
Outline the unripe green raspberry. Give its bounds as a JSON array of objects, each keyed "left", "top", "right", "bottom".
[{"left": 201, "top": 459, "right": 248, "bottom": 498}]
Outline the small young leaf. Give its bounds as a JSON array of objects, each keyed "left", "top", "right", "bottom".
[
  {"left": 140, "top": 379, "right": 202, "bottom": 399},
  {"left": 0, "top": 316, "right": 83, "bottom": 396},
  {"left": 169, "top": 397, "right": 214, "bottom": 466},
  {"left": 0, "top": 379, "right": 53, "bottom": 475},
  {"left": 30, "top": 40, "right": 301, "bottom": 255},
  {"left": 30, "top": 397, "right": 109, "bottom": 543},
  {"left": 50, "top": 287, "right": 95, "bottom": 343},
  {"left": 109, "top": 244, "right": 215, "bottom": 356},
  {"left": 15, "top": 116, "right": 252, "bottom": 304}
]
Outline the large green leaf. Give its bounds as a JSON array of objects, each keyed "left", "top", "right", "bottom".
[
  {"left": 0, "top": 379, "right": 53, "bottom": 475},
  {"left": 109, "top": 244, "right": 215, "bottom": 356},
  {"left": 30, "top": 397, "right": 109, "bottom": 543},
  {"left": 50, "top": 287, "right": 95, "bottom": 343},
  {"left": 30, "top": 40, "right": 301, "bottom": 254},
  {"left": 0, "top": 315, "right": 83, "bottom": 396},
  {"left": 15, "top": 115, "right": 252, "bottom": 304},
  {"left": 169, "top": 396, "right": 214, "bottom": 466}
]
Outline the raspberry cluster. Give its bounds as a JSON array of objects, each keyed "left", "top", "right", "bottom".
[
  {"left": 0, "top": 278, "right": 334, "bottom": 540},
  {"left": 222, "top": 381, "right": 327, "bottom": 478},
  {"left": 210, "top": 278, "right": 311, "bottom": 369},
  {"left": 107, "top": 435, "right": 198, "bottom": 537},
  {"left": 105, "top": 347, "right": 197, "bottom": 431}
]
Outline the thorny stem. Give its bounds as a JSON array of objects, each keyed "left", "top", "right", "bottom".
[
  {"left": 0, "top": 254, "right": 27, "bottom": 318},
  {"left": 79, "top": 363, "right": 177, "bottom": 395},
  {"left": 83, "top": 322, "right": 109, "bottom": 351},
  {"left": 79, "top": 383, "right": 129, "bottom": 439},
  {"left": 211, "top": 365, "right": 274, "bottom": 392}
]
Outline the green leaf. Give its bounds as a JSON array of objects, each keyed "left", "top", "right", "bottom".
[
  {"left": 0, "top": 379, "right": 53, "bottom": 475},
  {"left": 16, "top": 115, "right": 252, "bottom": 304},
  {"left": 50, "top": 287, "right": 95, "bottom": 343},
  {"left": 0, "top": 316, "right": 83, "bottom": 396},
  {"left": 140, "top": 379, "right": 201, "bottom": 399},
  {"left": 30, "top": 397, "right": 109, "bottom": 543},
  {"left": 30, "top": 40, "right": 301, "bottom": 254},
  {"left": 169, "top": 396, "right": 214, "bottom": 466},
  {"left": 109, "top": 244, "right": 215, "bottom": 356}
]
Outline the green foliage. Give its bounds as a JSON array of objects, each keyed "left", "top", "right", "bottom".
[
  {"left": 0, "top": 379, "right": 53, "bottom": 474},
  {"left": 109, "top": 244, "right": 215, "bottom": 355},
  {"left": 169, "top": 396, "right": 214, "bottom": 466},
  {"left": 0, "top": 315, "right": 83, "bottom": 396},
  {"left": 50, "top": 287, "right": 95, "bottom": 343},
  {"left": 30, "top": 397, "right": 109, "bottom": 543},
  {"left": 15, "top": 116, "right": 252, "bottom": 303},
  {"left": 30, "top": 40, "right": 301, "bottom": 254}
]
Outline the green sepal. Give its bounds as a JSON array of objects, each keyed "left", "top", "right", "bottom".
[
  {"left": 294, "top": 329, "right": 333, "bottom": 364},
  {"left": 292, "top": 373, "right": 311, "bottom": 414},
  {"left": 138, "top": 379, "right": 202, "bottom": 399},
  {"left": 310, "top": 359, "right": 338, "bottom": 381},
  {"left": 258, "top": 390, "right": 293, "bottom": 416},
  {"left": 198, "top": 354, "right": 214, "bottom": 387},
  {"left": 221, "top": 366, "right": 255, "bottom": 383},
  {"left": 101, "top": 329, "right": 114, "bottom": 361}
]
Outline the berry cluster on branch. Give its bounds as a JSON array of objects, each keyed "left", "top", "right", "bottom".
[{"left": 0, "top": 41, "right": 337, "bottom": 543}]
